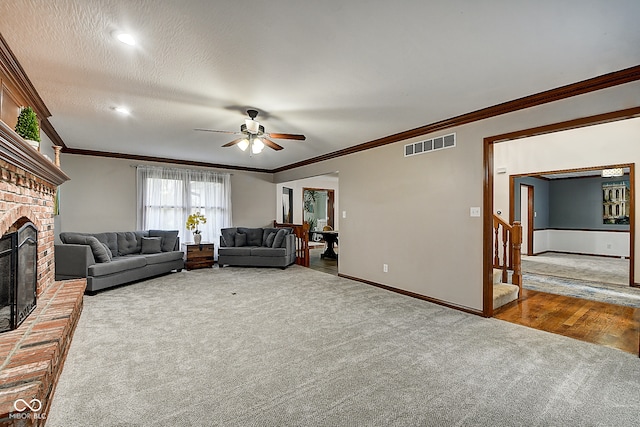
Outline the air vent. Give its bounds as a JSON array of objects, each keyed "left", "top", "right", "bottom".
[{"left": 404, "top": 133, "right": 455, "bottom": 157}]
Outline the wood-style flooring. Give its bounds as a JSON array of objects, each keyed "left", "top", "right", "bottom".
[
  {"left": 308, "top": 246, "right": 338, "bottom": 276},
  {"left": 495, "top": 288, "right": 640, "bottom": 356}
]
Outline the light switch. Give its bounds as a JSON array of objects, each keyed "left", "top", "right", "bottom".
[
  {"left": 470, "top": 207, "right": 481, "bottom": 217},
  {"left": 342, "top": 211, "right": 347, "bottom": 219}
]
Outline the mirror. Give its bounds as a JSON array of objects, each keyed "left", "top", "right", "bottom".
[{"left": 303, "top": 188, "right": 335, "bottom": 236}]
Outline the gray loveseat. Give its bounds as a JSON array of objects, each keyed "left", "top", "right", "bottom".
[
  {"left": 55, "top": 230, "right": 184, "bottom": 292},
  {"left": 218, "top": 227, "right": 295, "bottom": 268}
]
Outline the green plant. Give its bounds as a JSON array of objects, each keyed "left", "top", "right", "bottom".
[
  {"left": 186, "top": 212, "right": 207, "bottom": 234},
  {"left": 15, "top": 106, "right": 41, "bottom": 142}
]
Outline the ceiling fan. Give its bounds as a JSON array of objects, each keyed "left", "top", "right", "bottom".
[{"left": 195, "top": 109, "right": 306, "bottom": 154}]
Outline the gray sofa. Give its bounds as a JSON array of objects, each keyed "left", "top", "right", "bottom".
[
  {"left": 55, "top": 230, "right": 184, "bottom": 292},
  {"left": 218, "top": 227, "right": 295, "bottom": 268}
]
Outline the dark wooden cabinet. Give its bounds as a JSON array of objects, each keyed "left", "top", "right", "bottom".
[{"left": 184, "top": 243, "right": 214, "bottom": 270}]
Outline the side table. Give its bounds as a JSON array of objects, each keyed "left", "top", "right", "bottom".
[{"left": 184, "top": 243, "right": 214, "bottom": 270}]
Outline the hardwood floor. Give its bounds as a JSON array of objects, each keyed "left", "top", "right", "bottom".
[
  {"left": 495, "top": 288, "right": 640, "bottom": 356},
  {"left": 308, "top": 246, "right": 338, "bottom": 276}
]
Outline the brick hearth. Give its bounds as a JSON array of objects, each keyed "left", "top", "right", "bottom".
[{"left": 0, "top": 279, "right": 85, "bottom": 426}]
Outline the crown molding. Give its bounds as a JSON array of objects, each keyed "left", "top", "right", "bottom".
[
  {"left": 62, "top": 147, "right": 272, "bottom": 174},
  {"left": 273, "top": 64, "right": 640, "bottom": 173}
]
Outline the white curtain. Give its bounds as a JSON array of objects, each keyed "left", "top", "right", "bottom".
[{"left": 136, "top": 166, "right": 232, "bottom": 256}]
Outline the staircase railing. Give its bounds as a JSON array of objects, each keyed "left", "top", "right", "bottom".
[
  {"left": 274, "top": 220, "right": 310, "bottom": 267},
  {"left": 492, "top": 214, "right": 522, "bottom": 293}
]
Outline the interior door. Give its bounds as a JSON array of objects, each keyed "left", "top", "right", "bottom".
[{"left": 520, "top": 184, "right": 534, "bottom": 255}]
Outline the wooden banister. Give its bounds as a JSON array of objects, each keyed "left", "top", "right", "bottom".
[
  {"left": 492, "top": 215, "right": 522, "bottom": 297},
  {"left": 274, "top": 220, "right": 310, "bottom": 267}
]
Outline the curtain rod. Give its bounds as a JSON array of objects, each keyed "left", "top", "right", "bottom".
[{"left": 130, "top": 164, "right": 233, "bottom": 175}]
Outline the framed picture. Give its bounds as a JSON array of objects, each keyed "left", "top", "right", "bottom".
[
  {"left": 602, "top": 180, "right": 630, "bottom": 224},
  {"left": 282, "top": 187, "right": 293, "bottom": 223}
]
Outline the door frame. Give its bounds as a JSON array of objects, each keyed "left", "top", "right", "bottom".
[{"left": 483, "top": 107, "right": 640, "bottom": 318}]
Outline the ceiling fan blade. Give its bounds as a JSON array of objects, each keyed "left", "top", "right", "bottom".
[
  {"left": 267, "top": 132, "right": 306, "bottom": 141},
  {"left": 263, "top": 138, "right": 284, "bottom": 151},
  {"left": 194, "top": 128, "right": 242, "bottom": 135},
  {"left": 221, "top": 137, "right": 246, "bottom": 147}
]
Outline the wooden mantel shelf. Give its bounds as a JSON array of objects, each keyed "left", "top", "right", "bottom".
[{"left": 0, "top": 120, "right": 69, "bottom": 186}]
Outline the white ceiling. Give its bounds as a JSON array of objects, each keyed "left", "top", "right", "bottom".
[{"left": 1, "top": 1, "right": 639, "bottom": 171}]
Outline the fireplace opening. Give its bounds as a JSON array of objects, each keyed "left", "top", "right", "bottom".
[{"left": 0, "top": 222, "right": 37, "bottom": 333}]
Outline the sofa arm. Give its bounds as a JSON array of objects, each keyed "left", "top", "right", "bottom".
[
  {"left": 284, "top": 233, "right": 295, "bottom": 255},
  {"left": 55, "top": 244, "right": 96, "bottom": 279}
]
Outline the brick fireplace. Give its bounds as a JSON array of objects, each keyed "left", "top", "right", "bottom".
[{"left": 0, "top": 120, "right": 85, "bottom": 426}]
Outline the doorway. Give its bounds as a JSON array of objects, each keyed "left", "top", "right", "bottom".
[
  {"left": 519, "top": 184, "right": 534, "bottom": 256},
  {"left": 483, "top": 110, "right": 640, "bottom": 356},
  {"left": 303, "top": 188, "right": 335, "bottom": 233}
]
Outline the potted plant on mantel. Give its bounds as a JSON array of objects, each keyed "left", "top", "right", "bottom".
[
  {"left": 186, "top": 212, "right": 207, "bottom": 245},
  {"left": 15, "top": 106, "right": 41, "bottom": 151}
]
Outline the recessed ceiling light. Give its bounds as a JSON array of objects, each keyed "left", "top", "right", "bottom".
[
  {"left": 114, "top": 106, "right": 130, "bottom": 115},
  {"left": 115, "top": 32, "right": 136, "bottom": 46}
]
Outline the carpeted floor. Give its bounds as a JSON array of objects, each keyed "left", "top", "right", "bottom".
[
  {"left": 521, "top": 253, "right": 629, "bottom": 286},
  {"left": 48, "top": 266, "right": 640, "bottom": 426},
  {"left": 520, "top": 252, "right": 640, "bottom": 307}
]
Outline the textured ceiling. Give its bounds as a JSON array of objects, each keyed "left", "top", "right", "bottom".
[{"left": 1, "top": 1, "right": 639, "bottom": 170}]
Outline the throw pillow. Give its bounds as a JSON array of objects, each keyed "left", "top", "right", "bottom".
[
  {"left": 116, "top": 231, "right": 140, "bottom": 256},
  {"left": 100, "top": 243, "right": 113, "bottom": 261},
  {"left": 141, "top": 237, "right": 162, "bottom": 254},
  {"left": 265, "top": 232, "right": 276, "bottom": 247},
  {"left": 221, "top": 228, "right": 236, "bottom": 247},
  {"left": 272, "top": 228, "right": 288, "bottom": 248},
  {"left": 149, "top": 230, "right": 179, "bottom": 252},
  {"left": 235, "top": 232, "right": 247, "bottom": 247},
  {"left": 62, "top": 233, "right": 111, "bottom": 263}
]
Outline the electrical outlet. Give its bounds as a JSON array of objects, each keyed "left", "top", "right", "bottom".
[
  {"left": 383, "top": 264, "right": 388, "bottom": 273},
  {"left": 606, "top": 243, "right": 612, "bottom": 249},
  {"left": 470, "top": 207, "right": 481, "bottom": 217}
]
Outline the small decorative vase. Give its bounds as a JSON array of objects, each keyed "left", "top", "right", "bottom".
[{"left": 194, "top": 233, "right": 202, "bottom": 245}]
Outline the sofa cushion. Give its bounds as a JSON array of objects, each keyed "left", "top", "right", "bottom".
[
  {"left": 117, "top": 232, "right": 142, "bottom": 256},
  {"left": 60, "top": 233, "right": 112, "bottom": 263},
  {"left": 218, "top": 246, "right": 252, "bottom": 256},
  {"left": 272, "top": 228, "right": 289, "bottom": 248},
  {"left": 235, "top": 233, "right": 247, "bottom": 247},
  {"left": 149, "top": 230, "right": 179, "bottom": 252},
  {"left": 265, "top": 232, "right": 276, "bottom": 247},
  {"left": 142, "top": 251, "right": 184, "bottom": 265},
  {"left": 221, "top": 228, "right": 236, "bottom": 247},
  {"left": 88, "top": 256, "right": 146, "bottom": 276},
  {"left": 238, "top": 227, "right": 263, "bottom": 246},
  {"left": 141, "top": 237, "right": 162, "bottom": 254},
  {"left": 250, "top": 247, "right": 287, "bottom": 257}
]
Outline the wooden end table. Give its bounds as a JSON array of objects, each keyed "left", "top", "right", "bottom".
[{"left": 184, "top": 243, "right": 214, "bottom": 270}]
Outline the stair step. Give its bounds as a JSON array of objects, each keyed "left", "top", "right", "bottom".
[{"left": 493, "top": 283, "right": 519, "bottom": 310}]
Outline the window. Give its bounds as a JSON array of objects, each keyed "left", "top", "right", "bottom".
[{"left": 137, "top": 166, "right": 232, "bottom": 251}]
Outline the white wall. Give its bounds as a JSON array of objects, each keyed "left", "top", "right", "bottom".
[
  {"left": 274, "top": 81, "right": 640, "bottom": 310},
  {"left": 534, "top": 229, "right": 629, "bottom": 257},
  {"left": 276, "top": 174, "right": 339, "bottom": 228},
  {"left": 57, "top": 154, "right": 276, "bottom": 239},
  {"left": 494, "top": 115, "right": 640, "bottom": 283}
]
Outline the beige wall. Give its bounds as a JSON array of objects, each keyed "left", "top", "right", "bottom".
[
  {"left": 57, "top": 155, "right": 275, "bottom": 239},
  {"left": 274, "top": 81, "right": 640, "bottom": 311},
  {"left": 494, "top": 116, "right": 640, "bottom": 283}
]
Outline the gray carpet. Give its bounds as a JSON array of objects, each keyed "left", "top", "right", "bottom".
[
  {"left": 522, "top": 253, "right": 629, "bottom": 286},
  {"left": 48, "top": 266, "right": 640, "bottom": 426}
]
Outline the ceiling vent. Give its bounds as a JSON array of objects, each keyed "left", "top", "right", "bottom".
[{"left": 404, "top": 133, "right": 455, "bottom": 157}]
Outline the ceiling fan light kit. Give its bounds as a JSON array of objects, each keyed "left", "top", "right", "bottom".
[{"left": 195, "top": 109, "right": 306, "bottom": 156}]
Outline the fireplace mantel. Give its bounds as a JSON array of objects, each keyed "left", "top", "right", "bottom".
[{"left": 0, "top": 120, "right": 69, "bottom": 186}]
